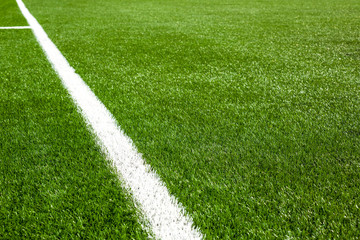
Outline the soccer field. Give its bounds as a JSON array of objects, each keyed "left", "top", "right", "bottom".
[{"left": 1, "top": 0, "right": 360, "bottom": 239}]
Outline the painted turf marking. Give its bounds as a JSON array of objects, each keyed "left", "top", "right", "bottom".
[
  {"left": 0, "top": 26, "right": 31, "bottom": 29},
  {"left": 16, "top": 0, "right": 203, "bottom": 239}
]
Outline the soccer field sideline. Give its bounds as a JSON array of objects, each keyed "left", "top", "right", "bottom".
[
  {"left": 0, "top": 26, "right": 31, "bottom": 29},
  {"left": 12, "top": 0, "right": 203, "bottom": 239},
  {"left": 2, "top": 0, "right": 360, "bottom": 238}
]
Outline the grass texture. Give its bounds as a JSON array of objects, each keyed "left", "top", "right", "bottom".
[
  {"left": 0, "top": 26, "right": 148, "bottom": 239},
  {"left": 3, "top": 0, "right": 360, "bottom": 238},
  {"left": 0, "top": 0, "right": 28, "bottom": 26}
]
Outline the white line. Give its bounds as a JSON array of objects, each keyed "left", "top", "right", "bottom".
[
  {"left": 0, "top": 26, "right": 31, "bottom": 29},
  {"left": 16, "top": 0, "right": 203, "bottom": 239}
]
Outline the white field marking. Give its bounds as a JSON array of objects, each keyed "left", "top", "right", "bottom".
[
  {"left": 16, "top": 0, "right": 203, "bottom": 239},
  {"left": 0, "top": 26, "right": 31, "bottom": 29}
]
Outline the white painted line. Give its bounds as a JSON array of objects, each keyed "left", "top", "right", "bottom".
[
  {"left": 0, "top": 26, "right": 31, "bottom": 29},
  {"left": 16, "top": 0, "right": 203, "bottom": 239}
]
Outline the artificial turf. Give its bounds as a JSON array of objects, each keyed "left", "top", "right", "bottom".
[
  {"left": 3, "top": 0, "right": 360, "bottom": 238},
  {"left": 0, "top": 0, "right": 28, "bottom": 26},
  {"left": 0, "top": 8, "right": 149, "bottom": 238}
]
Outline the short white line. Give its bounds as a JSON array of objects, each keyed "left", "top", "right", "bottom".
[
  {"left": 16, "top": 0, "right": 203, "bottom": 239},
  {"left": 0, "top": 26, "right": 31, "bottom": 29}
]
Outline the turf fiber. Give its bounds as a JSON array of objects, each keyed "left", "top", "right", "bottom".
[
  {"left": 0, "top": 9, "right": 149, "bottom": 238},
  {"left": 2, "top": 0, "right": 360, "bottom": 239}
]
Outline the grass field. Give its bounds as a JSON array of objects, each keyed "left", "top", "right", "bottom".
[{"left": 1, "top": 0, "right": 360, "bottom": 239}]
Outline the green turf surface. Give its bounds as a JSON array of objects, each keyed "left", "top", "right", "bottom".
[
  {"left": 0, "top": 0, "right": 28, "bottom": 26},
  {"left": 0, "top": 30, "right": 149, "bottom": 239},
  {"left": 4, "top": 0, "right": 360, "bottom": 238}
]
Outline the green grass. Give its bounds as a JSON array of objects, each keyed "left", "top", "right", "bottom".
[
  {"left": 0, "top": 0, "right": 28, "bottom": 26},
  {"left": 2, "top": 0, "right": 360, "bottom": 238},
  {"left": 0, "top": 20, "right": 148, "bottom": 239}
]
